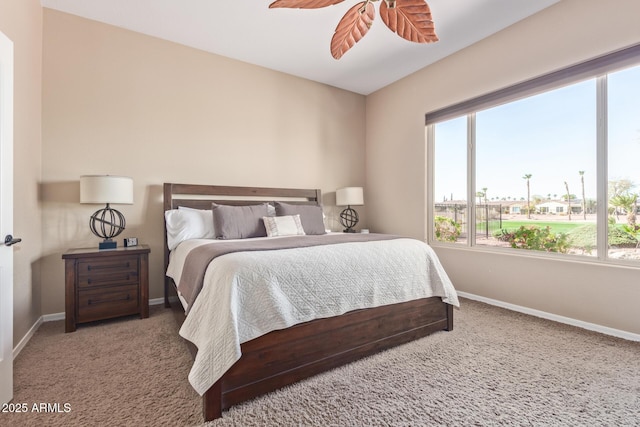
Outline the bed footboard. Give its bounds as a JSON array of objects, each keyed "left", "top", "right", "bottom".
[{"left": 202, "top": 296, "right": 453, "bottom": 421}]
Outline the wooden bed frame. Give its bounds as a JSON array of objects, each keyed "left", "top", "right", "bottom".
[{"left": 163, "top": 183, "right": 454, "bottom": 421}]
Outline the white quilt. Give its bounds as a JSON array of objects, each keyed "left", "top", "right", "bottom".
[{"left": 169, "top": 236, "right": 459, "bottom": 396}]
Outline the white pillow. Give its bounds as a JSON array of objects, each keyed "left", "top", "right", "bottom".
[
  {"left": 165, "top": 207, "right": 215, "bottom": 250},
  {"left": 262, "top": 215, "right": 306, "bottom": 237}
]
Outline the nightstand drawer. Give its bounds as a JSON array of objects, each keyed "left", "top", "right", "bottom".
[
  {"left": 78, "top": 285, "right": 140, "bottom": 323},
  {"left": 63, "top": 245, "right": 150, "bottom": 332},
  {"left": 78, "top": 255, "right": 139, "bottom": 288}
]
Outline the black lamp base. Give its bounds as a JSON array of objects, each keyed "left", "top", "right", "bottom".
[
  {"left": 339, "top": 206, "right": 359, "bottom": 234},
  {"left": 90, "top": 204, "right": 125, "bottom": 250},
  {"left": 99, "top": 239, "right": 117, "bottom": 250}
]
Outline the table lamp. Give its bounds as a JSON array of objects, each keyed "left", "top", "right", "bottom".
[
  {"left": 336, "top": 187, "right": 364, "bottom": 233},
  {"left": 80, "top": 175, "right": 133, "bottom": 249}
]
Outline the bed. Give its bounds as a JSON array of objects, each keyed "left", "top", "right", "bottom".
[{"left": 163, "top": 183, "right": 458, "bottom": 421}]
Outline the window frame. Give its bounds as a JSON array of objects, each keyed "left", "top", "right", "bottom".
[{"left": 426, "top": 43, "right": 640, "bottom": 266}]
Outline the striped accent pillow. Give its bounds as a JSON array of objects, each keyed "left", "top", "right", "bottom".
[{"left": 263, "top": 215, "right": 306, "bottom": 237}]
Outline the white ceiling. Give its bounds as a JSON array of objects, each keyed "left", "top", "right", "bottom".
[{"left": 40, "top": 0, "right": 560, "bottom": 95}]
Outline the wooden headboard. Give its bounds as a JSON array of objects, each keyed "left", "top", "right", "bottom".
[
  {"left": 163, "top": 183, "right": 321, "bottom": 212},
  {"left": 163, "top": 183, "right": 322, "bottom": 303}
]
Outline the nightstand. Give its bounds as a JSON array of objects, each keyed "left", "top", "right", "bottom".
[{"left": 62, "top": 245, "right": 150, "bottom": 332}]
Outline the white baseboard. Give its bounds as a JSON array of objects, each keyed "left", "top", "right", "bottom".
[
  {"left": 13, "top": 316, "right": 43, "bottom": 360},
  {"left": 13, "top": 297, "right": 168, "bottom": 359},
  {"left": 42, "top": 312, "right": 64, "bottom": 322},
  {"left": 458, "top": 291, "right": 640, "bottom": 342}
]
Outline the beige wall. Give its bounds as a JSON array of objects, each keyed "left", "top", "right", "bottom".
[
  {"left": 41, "top": 9, "right": 366, "bottom": 315},
  {"left": 0, "top": 0, "right": 43, "bottom": 347},
  {"left": 366, "top": 0, "right": 640, "bottom": 335}
]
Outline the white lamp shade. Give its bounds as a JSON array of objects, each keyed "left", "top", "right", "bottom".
[
  {"left": 336, "top": 187, "right": 364, "bottom": 206},
  {"left": 80, "top": 175, "right": 133, "bottom": 204}
]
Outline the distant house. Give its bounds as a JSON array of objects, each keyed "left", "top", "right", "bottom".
[
  {"left": 537, "top": 200, "right": 582, "bottom": 215},
  {"left": 508, "top": 203, "right": 526, "bottom": 215},
  {"left": 537, "top": 201, "right": 567, "bottom": 214},
  {"left": 498, "top": 202, "right": 515, "bottom": 214}
]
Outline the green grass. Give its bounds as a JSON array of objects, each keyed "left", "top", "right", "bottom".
[
  {"left": 567, "top": 225, "right": 596, "bottom": 249},
  {"left": 489, "top": 220, "right": 584, "bottom": 235}
]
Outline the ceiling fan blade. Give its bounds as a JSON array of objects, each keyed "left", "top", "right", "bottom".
[
  {"left": 269, "top": 0, "right": 344, "bottom": 8},
  {"left": 330, "top": 1, "right": 375, "bottom": 60},
  {"left": 380, "top": 0, "right": 438, "bottom": 44}
]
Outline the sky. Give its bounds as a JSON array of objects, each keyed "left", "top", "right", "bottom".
[{"left": 433, "top": 64, "right": 640, "bottom": 203}]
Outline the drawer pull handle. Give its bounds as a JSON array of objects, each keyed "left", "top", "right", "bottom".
[
  {"left": 86, "top": 274, "right": 132, "bottom": 285},
  {"left": 87, "top": 262, "right": 132, "bottom": 271},
  {"left": 88, "top": 294, "right": 132, "bottom": 305}
]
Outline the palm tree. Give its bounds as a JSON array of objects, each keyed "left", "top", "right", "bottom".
[
  {"left": 482, "top": 187, "right": 488, "bottom": 204},
  {"left": 610, "top": 193, "right": 638, "bottom": 228},
  {"left": 579, "top": 171, "right": 586, "bottom": 219},
  {"left": 523, "top": 174, "right": 532, "bottom": 219},
  {"left": 564, "top": 181, "right": 572, "bottom": 221}
]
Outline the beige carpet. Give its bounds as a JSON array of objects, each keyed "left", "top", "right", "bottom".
[
  {"left": 6, "top": 305, "right": 201, "bottom": 426},
  {"left": 5, "top": 299, "right": 640, "bottom": 426}
]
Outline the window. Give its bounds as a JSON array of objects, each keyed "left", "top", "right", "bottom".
[
  {"left": 433, "top": 116, "right": 467, "bottom": 245},
  {"left": 427, "top": 45, "right": 640, "bottom": 264}
]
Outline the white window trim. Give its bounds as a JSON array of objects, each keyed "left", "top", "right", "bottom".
[{"left": 596, "top": 75, "right": 609, "bottom": 261}]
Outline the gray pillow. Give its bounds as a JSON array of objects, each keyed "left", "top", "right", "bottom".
[
  {"left": 274, "top": 202, "right": 326, "bottom": 235},
  {"left": 211, "top": 203, "right": 269, "bottom": 239}
]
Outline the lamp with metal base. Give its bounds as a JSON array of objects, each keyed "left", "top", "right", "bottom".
[
  {"left": 336, "top": 187, "right": 364, "bottom": 233},
  {"left": 80, "top": 175, "right": 133, "bottom": 249}
]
